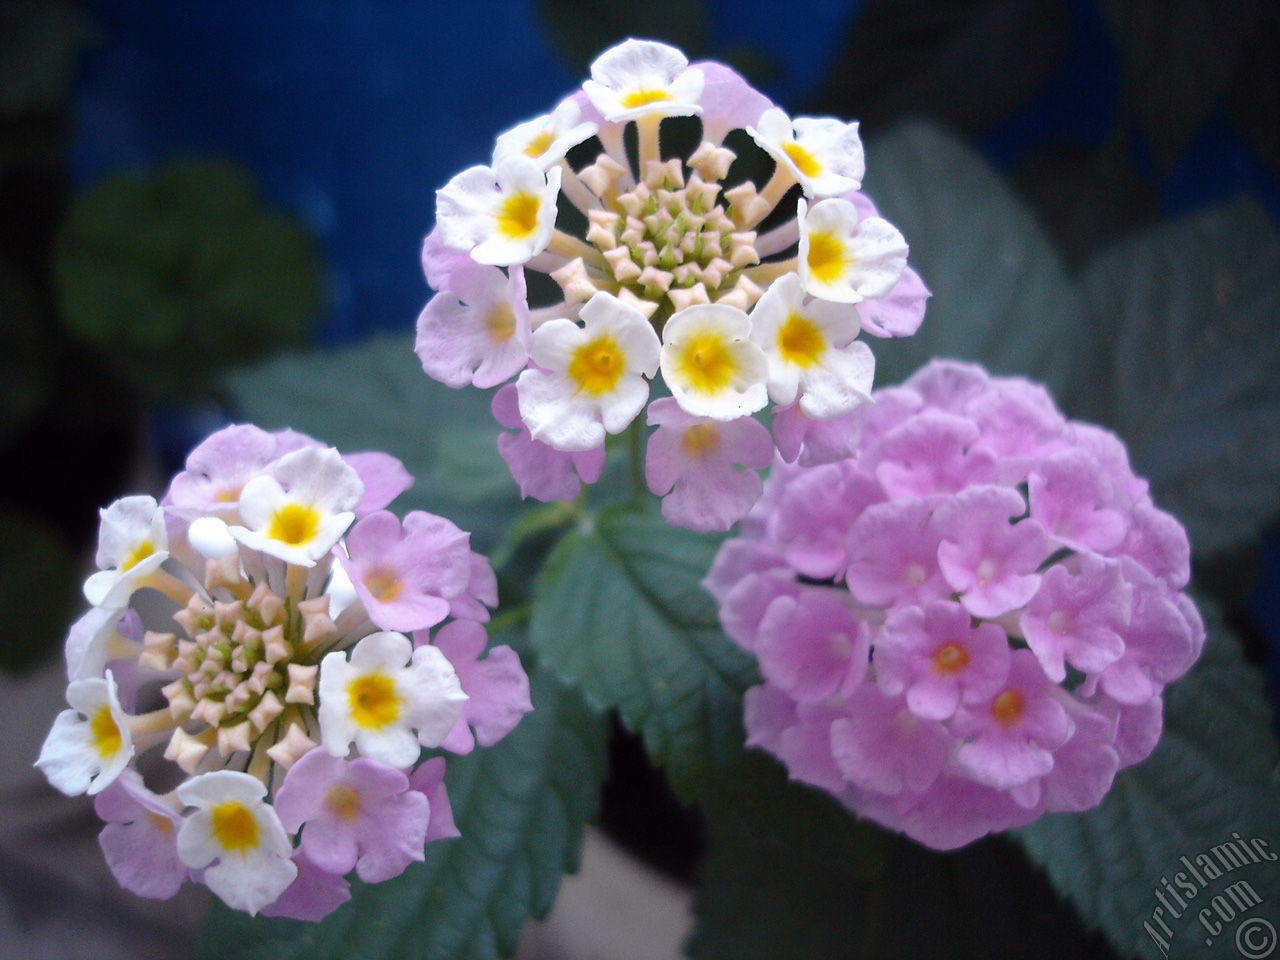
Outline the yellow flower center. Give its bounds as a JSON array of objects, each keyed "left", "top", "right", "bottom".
[
  {"left": 325, "top": 784, "right": 362, "bottom": 822},
  {"left": 485, "top": 304, "right": 517, "bottom": 344},
  {"left": 674, "top": 330, "right": 738, "bottom": 396},
  {"left": 214, "top": 487, "right": 241, "bottom": 503},
  {"left": 497, "top": 192, "right": 542, "bottom": 240},
  {"left": 620, "top": 88, "right": 671, "bottom": 109},
  {"left": 930, "top": 642, "right": 970, "bottom": 676},
  {"left": 266, "top": 502, "right": 322, "bottom": 546},
  {"left": 211, "top": 801, "right": 259, "bottom": 853},
  {"left": 523, "top": 130, "right": 556, "bottom": 158},
  {"left": 806, "top": 230, "right": 848, "bottom": 286},
  {"left": 120, "top": 540, "right": 154, "bottom": 572},
  {"left": 776, "top": 312, "right": 825, "bottom": 368},
  {"left": 145, "top": 811, "right": 173, "bottom": 836},
  {"left": 90, "top": 704, "right": 122, "bottom": 758},
  {"left": 567, "top": 334, "right": 626, "bottom": 396},
  {"left": 781, "top": 141, "right": 822, "bottom": 178},
  {"left": 991, "top": 689, "right": 1024, "bottom": 728},
  {"left": 681, "top": 423, "right": 721, "bottom": 459},
  {"left": 348, "top": 672, "right": 401, "bottom": 730},
  {"left": 362, "top": 567, "right": 403, "bottom": 603}
]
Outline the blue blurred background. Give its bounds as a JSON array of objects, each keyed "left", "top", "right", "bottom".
[{"left": 67, "top": 0, "right": 1280, "bottom": 345}]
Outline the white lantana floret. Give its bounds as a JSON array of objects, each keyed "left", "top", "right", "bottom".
[
  {"left": 436, "top": 155, "right": 562, "bottom": 266},
  {"left": 83, "top": 495, "right": 169, "bottom": 608},
  {"left": 516, "top": 291, "right": 661, "bottom": 452},
  {"left": 660, "top": 303, "right": 769, "bottom": 420},
  {"left": 583, "top": 38, "right": 705, "bottom": 122},
  {"left": 493, "top": 98, "right": 599, "bottom": 170},
  {"left": 230, "top": 446, "right": 363, "bottom": 566},
  {"left": 318, "top": 631, "right": 468, "bottom": 768},
  {"left": 36, "top": 670, "right": 133, "bottom": 796},
  {"left": 63, "top": 606, "right": 135, "bottom": 681},
  {"left": 798, "top": 197, "right": 909, "bottom": 304},
  {"left": 748, "top": 273, "right": 875, "bottom": 418},
  {"left": 748, "top": 108, "right": 866, "bottom": 198},
  {"left": 175, "top": 770, "right": 297, "bottom": 915}
]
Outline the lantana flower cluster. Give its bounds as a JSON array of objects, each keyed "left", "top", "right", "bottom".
[
  {"left": 36, "top": 424, "right": 532, "bottom": 918},
  {"left": 705, "top": 360, "right": 1205, "bottom": 849},
  {"left": 417, "top": 39, "right": 929, "bottom": 532}
]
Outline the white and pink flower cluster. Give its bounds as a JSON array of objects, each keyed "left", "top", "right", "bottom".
[
  {"left": 705, "top": 360, "right": 1205, "bottom": 849},
  {"left": 417, "top": 39, "right": 929, "bottom": 532},
  {"left": 36, "top": 424, "right": 532, "bottom": 918}
]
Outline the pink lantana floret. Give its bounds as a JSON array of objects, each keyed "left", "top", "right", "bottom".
[
  {"left": 416, "top": 619, "right": 533, "bottom": 755},
  {"left": 94, "top": 769, "right": 188, "bottom": 900},
  {"left": 645, "top": 397, "right": 773, "bottom": 534},
  {"left": 339, "top": 510, "right": 474, "bottom": 633},
  {"left": 274, "top": 749, "right": 431, "bottom": 884},
  {"left": 492, "top": 384, "right": 605, "bottom": 503}
]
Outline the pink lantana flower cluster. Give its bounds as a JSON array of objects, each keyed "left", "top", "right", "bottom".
[
  {"left": 416, "top": 38, "right": 929, "bottom": 532},
  {"left": 36, "top": 424, "right": 532, "bottom": 918},
  {"left": 705, "top": 360, "right": 1205, "bottom": 849}
]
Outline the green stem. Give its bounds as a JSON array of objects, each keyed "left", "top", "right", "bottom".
[
  {"left": 487, "top": 604, "right": 531, "bottom": 633},
  {"left": 628, "top": 417, "right": 647, "bottom": 506}
]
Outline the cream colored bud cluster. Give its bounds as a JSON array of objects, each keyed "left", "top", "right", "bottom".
[
  {"left": 553, "top": 143, "right": 766, "bottom": 325},
  {"left": 148, "top": 557, "right": 331, "bottom": 775}
]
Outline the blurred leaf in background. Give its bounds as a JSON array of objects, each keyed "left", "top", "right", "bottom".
[
  {"left": 807, "top": 0, "right": 1070, "bottom": 133},
  {"left": 538, "top": 0, "right": 707, "bottom": 74},
  {"left": 1098, "top": 0, "right": 1274, "bottom": 170},
  {"left": 0, "top": 0, "right": 94, "bottom": 167},
  {"left": 54, "top": 158, "right": 324, "bottom": 403}
]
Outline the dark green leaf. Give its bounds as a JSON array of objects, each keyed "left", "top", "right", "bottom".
[
  {"left": 1016, "top": 603, "right": 1280, "bottom": 960},
  {"left": 225, "top": 335, "right": 523, "bottom": 554},
  {"left": 529, "top": 506, "right": 757, "bottom": 801},
  {"left": 860, "top": 123, "right": 1086, "bottom": 395},
  {"left": 1073, "top": 198, "right": 1280, "bottom": 557},
  {"left": 0, "top": 1, "right": 95, "bottom": 116},
  {"left": 194, "top": 667, "right": 608, "bottom": 960},
  {"left": 808, "top": 0, "right": 1069, "bottom": 133},
  {"left": 54, "top": 158, "right": 322, "bottom": 401}
]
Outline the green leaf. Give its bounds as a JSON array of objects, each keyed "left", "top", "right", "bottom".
[
  {"left": 529, "top": 506, "right": 757, "bottom": 802},
  {"left": 54, "top": 158, "right": 322, "bottom": 401},
  {"left": 194, "top": 666, "right": 608, "bottom": 960},
  {"left": 1073, "top": 198, "right": 1280, "bottom": 557},
  {"left": 1016, "top": 603, "right": 1280, "bottom": 960},
  {"left": 225, "top": 335, "right": 523, "bottom": 554},
  {"left": 809, "top": 0, "right": 1069, "bottom": 133},
  {"left": 860, "top": 123, "right": 1086, "bottom": 397}
]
